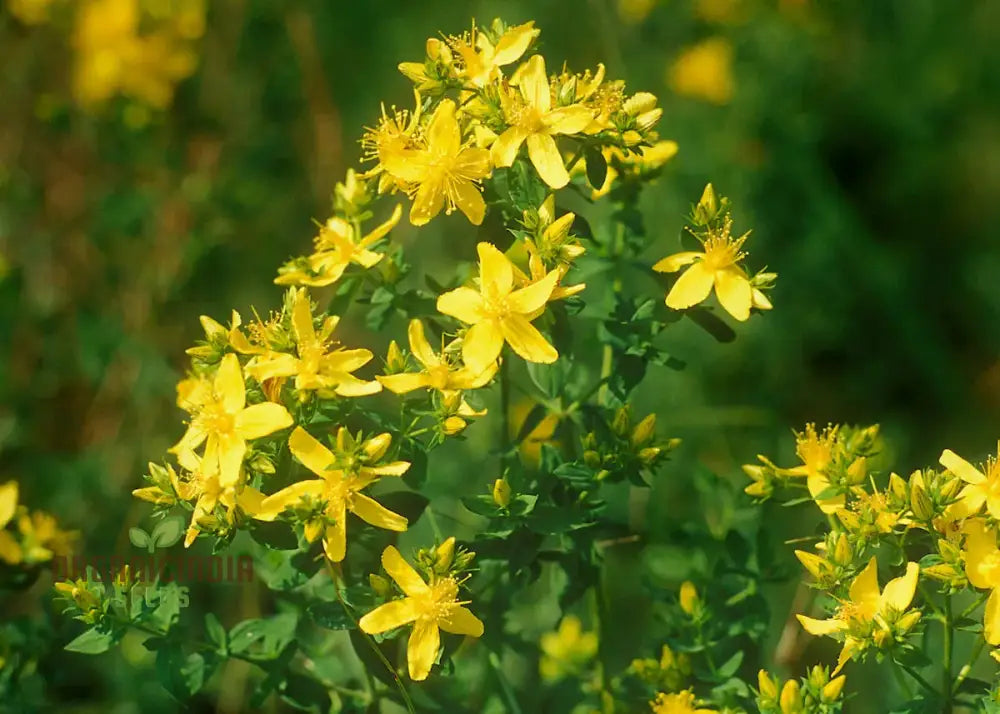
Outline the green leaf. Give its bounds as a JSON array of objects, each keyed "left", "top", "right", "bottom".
[
  {"left": 64, "top": 628, "right": 114, "bottom": 654},
  {"left": 156, "top": 647, "right": 206, "bottom": 699},
  {"left": 150, "top": 517, "right": 185, "bottom": 549},
  {"left": 229, "top": 613, "right": 298, "bottom": 658},
  {"left": 128, "top": 528, "right": 151, "bottom": 550},
  {"left": 376, "top": 490, "right": 429, "bottom": 525},
  {"left": 205, "top": 613, "right": 227, "bottom": 653},
  {"left": 279, "top": 672, "right": 332, "bottom": 712},
  {"left": 584, "top": 145, "right": 608, "bottom": 191},
  {"left": 250, "top": 520, "right": 300, "bottom": 550},
  {"left": 686, "top": 307, "right": 736, "bottom": 343},
  {"left": 308, "top": 601, "right": 356, "bottom": 631},
  {"left": 715, "top": 650, "right": 744, "bottom": 679}
]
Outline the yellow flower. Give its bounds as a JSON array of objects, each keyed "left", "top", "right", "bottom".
[
  {"left": 650, "top": 689, "right": 716, "bottom": 714},
  {"left": 449, "top": 21, "right": 539, "bottom": 87},
  {"left": 437, "top": 242, "right": 562, "bottom": 373},
  {"left": 539, "top": 615, "right": 598, "bottom": 682},
  {"left": 359, "top": 544, "right": 484, "bottom": 681},
  {"left": 0, "top": 481, "right": 22, "bottom": 564},
  {"left": 653, "top": 215, "right": 768, "bottom": 322},
  {"left": 797, "top": 557, "right": 920, "bottom": 674},
  {"left": 172, "top": 446, "right": 265, "bottom": 547},
  {"left": 961, "top": 519, "right": 1000, "bottom": 644},
  {"left": 667, "top": 38, "right": 734, "bottom": 105},
  {"left": 679, "top": 581, "right": 700, "bottom": 615},
  {"left": 618, "top": 0, "right": 659, "bottom": 24},
  {"left": 171, "top": 353, "right": 294, "bottom": 487},
  {"left": 255, "top": 427, "right": 409, "bottom": 561},
  {"left": 383, "top": 99, "right": 492, "bottom": 226},
  {"left": 245, "top": 289, "right": 381, "bottom": 397},
  {"left": 377, "top": 319, "right": 497, "bottom": 395},
  {"left": 492, "top": 55, "right": 594, "bottom": 189},
  {"left": 276, "top": 205, "right": 403, "bottom": 287},
  {"left": 793, "top": 424, "right": 845, "bottom": 514},
  {"left": 361, "top": 94, "right": 424, "bottom": 194},
  {"left": 939, "top": 442, "right": 1000, "bottom": 519}
]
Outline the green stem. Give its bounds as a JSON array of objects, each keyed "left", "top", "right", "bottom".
[
  {"left": 325, "top": 560, "right": 415, "bottom": 714},
  {"left": 952, "top": 635, "right": 986, "bottom": 697},
  {"left": 596, "top": 222, "right": 625, "bottom": 406},
  {"left": 943, "top": 595, "right": 953, "bottom": 712},
  {"left": 900, "top": 663, "right": 938, "bottom": 697},
  {"left": 958, "top": 591, "right": 990, "bottom": 620},
  {"left": 488, "top": 650, "right": 523, "bottom": 714},
  {"left": 499, "top": 357, "right": 510, "bottom": 471}
]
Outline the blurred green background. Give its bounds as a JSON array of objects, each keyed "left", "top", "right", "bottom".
[{"left": 2, "top": 0, "right": 999, "bottom": 711}]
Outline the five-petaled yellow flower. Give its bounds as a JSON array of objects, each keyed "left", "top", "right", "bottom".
[
  {"left": 653, "top": 216, "right": 770, "bottom": 322},
  {"left": 172, "top": 353, "right": 293, "bottom": 487},
  {"left": 962, "top": 519, "right": 1000, "bottom": 644},
  {"left": 797, "top": 557, "right": 920, "bottom": 674},
  {"left": 383, "top": 99, "right": 492, "bottom": 226},
  {"left": 360, "top": 543, "right": 484, "bottom": 681},
  {"left": 492, "top": 54, "right": 594, "bottom": 189},
  {"left": 276, "top": 205, "right": 402, "bottom": 287},
  {"left": 255, "top": 427, "right": 409, "bottom": 561},
  {"left": 450, "top": 21, "right": 539, "bottom": 87},
  {"left": 437, "top": 242, "right": 561, "bottom": 373},
  {"left": 377, "top": 319, "right": 498, "bottom": 395},
  {"left": 940, "top": 442, "right": 1000, "bottom": 519},
  {"left": 244, "top": 289, "right": 381, "bottom": 398},
  {"left": 650, "top": 689, "right": 717, "bottom": 714}
]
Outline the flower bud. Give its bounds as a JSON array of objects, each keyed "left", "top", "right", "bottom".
[
  {"left": 679, "top": 581, "right": 700, "bottom": 616},
  {"left": 385, "top": 340, "right": 406, "bottom": 372},
  {"left": 846, "top": 456, "right": 867, "bottom": 485},
  {"left": 939, "top": 475, "right": 962, "bottom": 501},
  {"left": 795, "top": 550, "right": 829, "bottom": 581},
  {"left": 779, "top": 679, "right": 801, "bottom": 713},
  {"left": 492, "top": 477, "right": 511, "bottom": 508},
  {"left": 369, "top": 573, "right": 391, "bottom": 597},
  {"left": 624, "top": 91, "right": 658, "bottom": 115},
  {"left": 897, "top": 610, "right": 921, "bottom": 633},
  {"left": 583, "top": 450, "right": 602, "bottom": 468},
  {"left": 630, "top": 414, "right": 657, "bottom": 447},
  {"left": 910, "top": 481, "right": 934, "bottom": 520},
  {"left": 757, "top": 669, "right": 779, "bottom": 700},
  {"left": 636, "top": 108, "right": 662, "bottom": 132},
  {"left": 638, "top": 447, "right": 662, "bottom": 465},
  {"left": 442, "top": 416, "right": 467, "bottom": 436},
  {"left": 612, "top": 406, "right": 631, "bottom": 437},
  {"left": 435, "top": 537, "right": 456, "bottom": 572},
  {"left": 622, "top": 130, "right": 642, "bottom": 146},
  {"left": 873, "top": 627, "right": 892, "bottom": 648},
  {"left": 694, "top": 183, "right": 719, "bottom": 224},
  {"left": 889, "top": 472, "right": 908, "bottom": 502},
  {"left": 834, "top": 533, "right": 852, "bottom": 565},
  {"left": 822, "top": 675, "right": 846, "bottom": 702}
]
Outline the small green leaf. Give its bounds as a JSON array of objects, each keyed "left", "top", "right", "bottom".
[
  {"left": 584, "top": 145, "right": 608, "bottom": 191},
  {"left": 128, "top": 528, "right": 151, "bottom": 550},
  {"left": 156, "top": 647, "right": 206, "bottom": 699},
  {"left": 205, "top": 613, "right": 227, "bottom": 653},
  {"left": 150, "top": 517, "right": 185, "bottom": 549},
  {"left": 65, "top": 628, "right": 114, "bottom": 654}
]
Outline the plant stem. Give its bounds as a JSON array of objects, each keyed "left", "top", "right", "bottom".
[
  {"left": 890, "top": 658, "right": 914, "bottom": 700},
  {"left": 325, "top": 560, "right": 415, "bottom": 714},
  {"left": 943, "top": 594, "right": 953, "bottom": 712},
  {"left": 499, "top": 357, "right": 510, "bottom": 471},
  {"left": 900, "top": 662, "right": 938, "bottom": 697},
  {"left": 488, "top": 650, "right": 523, "bottom": 714},
  {"left": 951, "top": 635, "right": 986, "bottom": 696}
]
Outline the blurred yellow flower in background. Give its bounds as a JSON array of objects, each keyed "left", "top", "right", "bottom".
[
  {"left": 667, "top": 38, "right": 734, "bottom": 104},
  {"left": 618, "top": 0, "right": 659, "bottom": 25},
  {"left": 650, "top": 689, "right": 716, "bottom": 714},
  {"left": 539, "top": 615, "right": 598, "bottom": 682}
]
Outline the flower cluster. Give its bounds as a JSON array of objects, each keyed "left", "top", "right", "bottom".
[{"left": 0, "top": 480, "right": 76, "bottom": 568}]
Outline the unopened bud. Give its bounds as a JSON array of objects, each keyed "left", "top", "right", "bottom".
[
  {"left": 846, "top": 457, "right": 867, "bottom": 485},
  {"left": 694, "top": 183, "right": 719, "bottom": 224},
  {"left": 435, "top": 537, "right": 456, "bottom": 572},
  {"left": 442, "top": 416, "right": 467, "bottom": 435},
  {"left": 834, "top": 533, "right": 852, "bottom": 565},
  {"left": 369, "top": 573, "right": 391, "bottom": 597},
  {"left": 638, "top": 447, "right": 662, "bottom": 465},
  {"left": 386, "top": 340, "right": 405, "bottom": 371},
  {"left": 795, "top": 550, "right": 829, "bottom": 580},
  {"left": 889, "top": 472, "right": 908, "bottom": 502},
  {"left": 679, "top": 581, "right": 700, "bottom": 616},
  {"left": 612, "top": 407, "right": 631, "bottom": 437},
  {"left": 911, "top": 481, "right": 934, "bottom": 520},
  {"left": 636, "top": 108, "right": 662, "bottom": 132},
  {"left": 822, "top": 675, "right": 846, "bottom": 702},
  {"left": 873, "top": 627, "right": 892, "bottom": 648},
  {"left": 624, "top": 91, "right": 658, "bottom": 115},
  {"left": 583, "top": 450, "right": 602, "bottom": 468},
  {"left": 492, "top": 477, "right": 511, "bottom": 508},
  {"left": 631, "top": 414, "right": 657, "bottom": 447},
  {"left": 779, "top": 679, "right": 801, "bottom": 713},
  {"left": 897, "top": 610, "right": 921, "bottom": 633},
  {"left": 757, "top": 669, "right": 779, "bottom": 700}
]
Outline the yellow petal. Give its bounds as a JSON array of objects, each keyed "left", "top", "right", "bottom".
[
  {"left": 796, "top": 614, "right": 845, "bottom": 636},
  {"left": 246, "top": 353, "right": 300, "bottom": 383},
  {"left": 410, "top": 179, "right": 446, "bottom": 226},
  {"left": 940, "top": 449, "right": 986, "bottom": 484},
  {"left": 545, "top": 105, "right": 594, "bottom": 135},
  {"left": 0, "top": 530, "right": 23, "bottom": 565},
  {"left": 381, "top": 545, "right": 430, "bottom": 597},
  {"left": 332, "top": 374, "right": 383, "bottom": 397},
  {"left": 964, "top": 520, "right": 1000, "bottom": 589},
  {"left": 439, "top": 606, "right": 484, "bottom": 637},
  {"left": 507, "top": 269, "right": 559, "bottom": 315},
  {"left": 437, "top": 287, "right": 486, "bottom": 325},
  {"left": 426, "top": 100, "right": 460, "bottom": 157},
  {"left": 377, "top": 372, "right": 432, "bottom": 394},
  {"left": 288, "top": 426, "right": 336, "bottom": 478},
  {"left": 322, "top": 348, "right": 374, "bottom": 374},
  {"left": 359, "top": 598, "right": 420, "bottom": 634},
  {"left": 363, "top": 432, "right": 392, "bottom": 461},
  {"left": 462, "top": 321, "right": 505, "bottom": 374},
  {"left": 291, "top": 288, "right": 316, "bottom": 346},
  {"left": 492, "top": 126, "right": 529, "bottom": 167},
  {"left": 653, "top": 252, "right": 702, "bottom": 273},
  {"left": 350, "top": 493, "right": 408, "bottom": 531},
  {"left": 848, "top": 557, "right": 880, "bottom": 620},
  {"left": 519, "top": 54, "right": 550, "bottom": 113},
  {"left": 323, "top": 519, "right": 347, "bottom": 562},
  {"left": 255, "top": 480, "right": 325, "bottom": 521},
  {"left": 234, "top": 402, "right": 293, "bottom": 440},
  {"left": 665, "top": 261, "right": 715, "bottom": 310},
  {"left": 215, "top": 353, "right": 246, "bottom": 413},
  {"left": 714, "top": 267, "right": 752, "bottom": 321},
  {"left": 453, "top": 147, "right": 492, "bottom": 180},
  {"left": 369, "top": 461, "right": 410, "bottom": 477},
  {"left": 491, "top": 21, "right": 538, "bottom": 66},
  {"left": 363, "top": 203, "right": 403, "bottom": 245},
  {"left": 216, "top": 433, "right": 247, "bottom": 488},
  {"left": 0, "top": 481, "right": 18, "bottom": 529},
  {"left": 526, "top": 133, "right": 569, "bottom": 189},
  {"left": 407, "top": 620, "right": 441, "bottom": 681},
  {"left": 478, "top": 242, "right": 514, "bottom": 298},
  {"left": 879, "top": 562, "right": 919, "bottom": 614},
  {"left": 500, "top": 314, "right": 557, "bottom": 364},
  {"left": 985, "top": 589, "right": 1000, "bottom": 645},
  {"left": 408, "top": 319, "right": 441, "bottom": 369},
  {"left": 452, "top": 180, "right": 486, "bottom": 226}
]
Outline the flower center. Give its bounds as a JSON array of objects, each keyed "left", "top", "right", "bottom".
[{"left": 414, "top": 578, "right": 460, "bottom": 622}]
